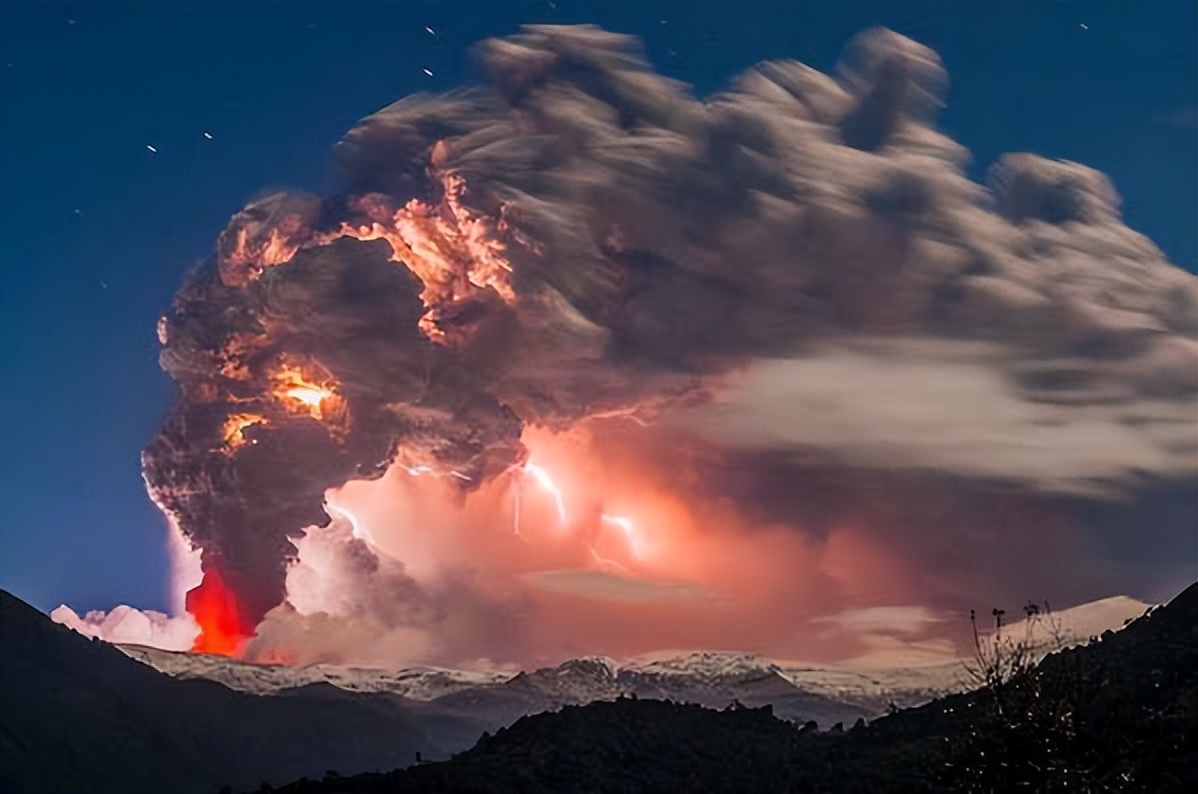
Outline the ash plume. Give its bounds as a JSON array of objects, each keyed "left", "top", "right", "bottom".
[{"left": 142, "top": 25, "right": 1197, "bottom": 658}]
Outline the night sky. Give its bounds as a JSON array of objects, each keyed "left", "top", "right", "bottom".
[{"left": 1, "top": 1, "right": 1194, "bottom": 615}]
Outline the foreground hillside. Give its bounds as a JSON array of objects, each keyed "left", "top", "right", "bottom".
[
  {"left": 0, "top": 587, "right": 919, "bottom": 794},
  {"left": 0, "top": 590, "right": 486, "bottom": 794},
  {"left": 275, "top": 583, "right": 1198, "bottom": 793},
  {"left": 2, "top": 584, "right": 1187, "bottom": 793}
]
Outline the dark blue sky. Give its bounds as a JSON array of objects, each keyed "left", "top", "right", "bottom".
[{"left": 1, "top": 1, "right": 1194, "bottom": 614}]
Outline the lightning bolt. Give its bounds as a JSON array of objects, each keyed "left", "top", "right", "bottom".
[
  {"left": 523, "top": 463, "right": 568, "bottom": 524},
  {"left": 511, "top": 462, "right": 646, "bottom": 563},
  {"left": 602, "top": 513, "right": 643, "bottom": 558}
]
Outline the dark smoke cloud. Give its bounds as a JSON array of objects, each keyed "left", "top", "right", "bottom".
[
  {"left": 144, "top": 234, "right": 524, "bottom": 624},
  {"left": 143, "top": 25, "right": 1196, "bottom": 642}
]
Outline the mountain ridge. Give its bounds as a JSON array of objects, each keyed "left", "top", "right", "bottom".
[
  {"left": 269, "top": 582, "right": 1198, "bottom": 793},
  {"left": 0, "top": 585, "right": 1178, "bottom": 793},
  {"left": 110, "top": 592, "right": 1152, "bottom": 724},
  {"left": 0, "top": 589, "right": 485, "bottom": 794}
]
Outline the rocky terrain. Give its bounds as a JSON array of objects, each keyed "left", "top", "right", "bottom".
[
  {"left": 116, "top": 592, "right": 1151, "bottom": 732},
  {"left": 0, "top": 588, "right": 927, "bottom": 793},
  {"left": 269, "top": 582, "right": 1198, "bottom": 793},
  {"left": 0, "top": 584, "right": 1169, "bottom": 794}
]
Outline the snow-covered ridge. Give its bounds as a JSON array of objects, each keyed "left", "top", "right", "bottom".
[
  {"left": 117, "top": 594, "right": 1152, "bottom": 709},
  {"left": 117, "top": 645, "right": 511, "bottom": 699},
  {"left": 633, "top": 651, "right": 783, "bottom": 683}
]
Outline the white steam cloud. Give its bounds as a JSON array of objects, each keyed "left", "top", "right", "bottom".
[
  {"left": 51, "top": 604, "right": 199, "bottom": 651},
  {"left": 680, "top": 338, "right": 1196, "bottom": 497}
]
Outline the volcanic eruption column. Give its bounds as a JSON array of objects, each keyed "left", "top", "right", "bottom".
[{"left": 142, "top": 26, "right": 1198, "bottom": 655}]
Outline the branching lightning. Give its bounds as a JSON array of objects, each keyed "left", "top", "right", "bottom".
[{"left": 523, "top": 463, "right": 568, "bottom": 524}]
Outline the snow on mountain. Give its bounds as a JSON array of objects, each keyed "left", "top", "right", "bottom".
[
  {"left": 631, "top": 651, "right": 783, "bottom": 684},
  {"left": 1004, "top": 595, "right": 1153, "bottom": 649},
  {"left": 115, "top": 593, "right": 1153, "bottom": 726},
  {"left": 116, "top": 646, "right": 880, "bottom": 726},
  {"left": 780, "top": 594, "right": 1154, "bottom": 703},
  {"left": 517, "top": 656, "right": 622, "bottom": 701},
  {"left": 1, "top": 589, "right": 489, "bottom": 794},
  {"left": 117, "top": 645, "right": 510, "bottom": 699}
]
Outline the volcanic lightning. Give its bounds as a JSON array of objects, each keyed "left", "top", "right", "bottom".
[
  {"left": 523, "top": 463, "right": 568, "bottom": 525},
  {"left": 601, "top": 514, "right": 643, "bottom": 558}
]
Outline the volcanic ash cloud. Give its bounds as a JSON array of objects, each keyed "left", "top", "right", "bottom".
[{"left": 141, "top": 25, "right": 1196, "bottom": 663}]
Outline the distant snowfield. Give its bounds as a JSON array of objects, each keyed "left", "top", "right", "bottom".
[
  {"left": 112, "top": 594, "right": 1152, "bottom": 711},
  {"left": 783, "top": 594, "right": 1153, "bottom": 700},
  {"left": 116, "top": 645, "right": 513, "bottom": 699}
]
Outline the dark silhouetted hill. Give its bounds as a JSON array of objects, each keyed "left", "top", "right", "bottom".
[
  {"left": 0, "top": 589, "right": 485, "bottom": 793},
  {"left": 270, "top": 583, "right": 1198, "bottom": 794}
]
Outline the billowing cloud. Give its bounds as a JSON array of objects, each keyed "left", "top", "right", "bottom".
[
  {"left": 136, "top": 24, "right": 1194, "bottom": 665},
  {"left": 812, "top": 605, "right": 949, "bottom": 638},
  {"left": 525, "top": 570, "right": 714, "bottom": 604},
  {"left": 678, "top": 338, "right": 1195, "bottom": 497},
  {"left": 51, "top": 604, "right": 199, "bottom": 652}
]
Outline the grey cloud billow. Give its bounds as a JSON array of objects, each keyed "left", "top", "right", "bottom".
[
  {"left": 343, "top": 24, "right": 1194, "bottom": 487},
  {"left": 144, "top": 24, "right": 1197, "bottom": 628}
]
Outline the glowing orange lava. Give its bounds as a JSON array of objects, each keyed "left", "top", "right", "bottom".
[
  {"left": 186, "top": 568, "right": 253, "bottom": 656},
  {"left": 273, "top": 366, "right": 336, "bottom": 417},
  {"left": 220, "top": 413, "right": 267, "bottom": 450},
  {"left": 265, "top": 358, "right": 350, "bottom": 440}
]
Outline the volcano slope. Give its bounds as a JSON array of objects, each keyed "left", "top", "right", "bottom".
[
  {"left": 0, "top": 590, "right": 487, "bottom": 794},
  {"left": 270, "top": 582, "right": 1197, "bottom": 794}
]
